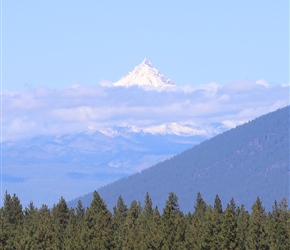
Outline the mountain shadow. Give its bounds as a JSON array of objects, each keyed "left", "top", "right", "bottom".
[{"left": 69, "top": 106, "right": 289, "bottom": 212}]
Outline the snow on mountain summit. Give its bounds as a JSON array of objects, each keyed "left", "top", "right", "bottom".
[
  {"left": 86, "top": 121, "right": 228, "bottom": 139},
  {"left": 113, "top": 58, "right": 175, "bottom": 88}
]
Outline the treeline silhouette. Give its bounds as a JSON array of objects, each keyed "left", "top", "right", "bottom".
[{"left": 1, "top": 191, "right": 289, "bottom": 249}]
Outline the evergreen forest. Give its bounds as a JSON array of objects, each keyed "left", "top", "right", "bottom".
[{"left": 1, "top": 191, "right": 289, "bottom": 249}]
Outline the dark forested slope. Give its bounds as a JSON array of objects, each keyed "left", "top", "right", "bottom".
[{"left": 70, "top": 106, "right": 289, "bottom": 212}]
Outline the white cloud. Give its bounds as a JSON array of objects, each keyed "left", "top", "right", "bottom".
[
  {"left": 256, "top": 79, "right": 269, "bottom": 87},
  {"left": 99, "top": 79, "right": 113, "bottom": 87},
  {"left": 2, "top": 80, "right": 289, "bottom": 142},
  {"left": 222, "top": 120, "right": 246, "bottom": 129},
  {"left": 281, "top": 83, "right": 290, "bottom": 88},
  {"left": 222, "top": 79, "right": 269, "bottom": 94}
]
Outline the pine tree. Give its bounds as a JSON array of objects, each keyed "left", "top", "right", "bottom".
[
  {"left": 161, "top": 192, "right": 180, "bottom": 250},
  {"left": 148, "top": 206, "right": 163, "bottom": 250},
  {"left": 83, "top": 191, "right": 114, "bottom": 250},
  {"left": 185, "top": 192, "right": 208, "bottom": 249},
  {"left": 174, "top": 211, "right": 187, "bottom": 249},
  {"left": 210, "top": 195, "right": 223, "bottom": 249},
  {"left": 76, "top": 200, "right": 85, "bottom": 222},
  {"left": 229, "top": 198, "right": 237, "bottom": 214},
  {"left": 220, "top": 204, "right": 238, "bottom": 250},
  {"left": 0, "top": 206, "right": 14, "bottom": 249},
  {"left": 20, "top": 201, "right": 38, "bottom": 249},
  {"left": 194, "top": 192, "right": 207, "bottom": 214},
  {"left": 3, "top": 191, "right": 23, "bottom": 226},
  {"left": 51, "top": 196, "right": 70, "bottom": 248},
  {"left": 123, "top": 200, "right": 142, "bottom": 249},
  {"left": 135, "top": 212, "right": 152, "bottom": 249},
  {"left": 52, "top": 196, "right": 69, "bottom": 229},
  {"left": 236, "top": 204, "right": 249, "bottom": 250},
  {"left": 200, "top": 206, "right": 215, "bottom": 250},
  {"left": 214, "top": 194, "right": 223, "bottom": 214},
  {"left": 246, "top": 197, "right": 270, "bottom": 250},
  {"left": 130, "top": 192, "right": 156, "bottom": 250},
  {"left": 113, "top": 195, "right": 128, "bottom": 250},
  {"left": 268, "top": 198, "right": 289, "bottom": 250},
  {"left": 113, "top": 195, "right": 128, "bottom": 224},
  {"left": 63, "top": 208, "right": 84, "bottom": 250},
  {"left": 1, "top": 192, "right": 24, "bottom": 249},
  {"left": 144, "top": 192, "right": 153, "bottom": 220},
  {"left": 33, "top": 204, "right": 56, "bottom": 249}
]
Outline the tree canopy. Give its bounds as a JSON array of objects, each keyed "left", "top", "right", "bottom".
[{"left": 0, "top": 191, "right": 289, "bottom": 249}]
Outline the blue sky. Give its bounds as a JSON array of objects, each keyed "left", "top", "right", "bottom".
[{"left": 2, "top": 0, "right": 289, "bottom": 89}]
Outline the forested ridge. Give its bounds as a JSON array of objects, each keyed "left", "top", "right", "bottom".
[
  {"left": 73, "top": 106, "right": 289, "bottom": 212},
  {"left": 1, "top": 191, "right": 289, "bottom": 249}
]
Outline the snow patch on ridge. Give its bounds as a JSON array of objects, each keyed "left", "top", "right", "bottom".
[
  {"left": 87, "top": 121, "right": 229, "bottom": 138},
  {"left": 143, "top": 123, "right": 208, "bottom": 136}
]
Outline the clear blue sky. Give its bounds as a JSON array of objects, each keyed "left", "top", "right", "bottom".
[{"left": 2, "top": 0, "right": 289, "bottom": 89}]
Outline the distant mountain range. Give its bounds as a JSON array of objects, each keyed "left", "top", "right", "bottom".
[
  {"left": 69, "top": 106, "right": 289, "bottom": 212},
  {"left": 2, "top": 120, "right": 228, "bottom": 206},
  {"left": 2, "top": 122, "right": 227, "bottom": 173}
]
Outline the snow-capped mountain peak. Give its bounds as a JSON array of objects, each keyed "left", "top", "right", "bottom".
[
  {"left": 141, "top": 58, "right": 152, "bottom": 67},
  {"left": 113, "top": 58, "right": 175, "bottom": 88}
]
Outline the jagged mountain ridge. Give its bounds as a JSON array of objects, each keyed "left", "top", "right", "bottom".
[
  {"left": 93, "top": 121, "right": 226, "bottom": 137},
  {"left": 69, "top": 106, "right": 290, "bottom": 212},
  {"left": 112, "top": 58, "right": 175, "bottom": 88}
]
